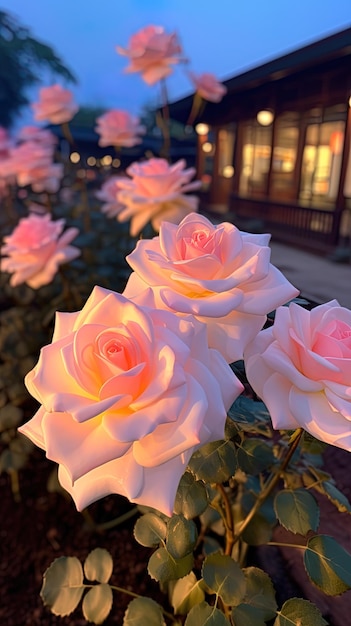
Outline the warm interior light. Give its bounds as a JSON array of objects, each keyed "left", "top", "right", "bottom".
[
  {"left": 70, "top": 151, "right": 80, "bottom": 163},
  {"left": 257, "top": 110, "right": 274, "bottom": 126},
  {"left": 101, "top": 155, "right": 112, "bottom": 166},
  {"left": 349, "top": 96, "right": 351, "bottom": 108},
  {"left": 222, "top": 165, "right": 234, "bottom": 178},
  {"left": 195, "top": 123, "right": 209, "bottom": 135},
  {"left": 202, "top": 142, "right": 213, "bottom": 153},
  {"left": 112, "top": 158, "right": 121, "bottom": 168},
  {"left": 87, "top": 156, "right": 96, "bottom": 166}
]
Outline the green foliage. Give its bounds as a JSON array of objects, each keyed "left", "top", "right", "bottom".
[
  {"left": 82, "top": 584, "right": 113, "bottom": 625},
  {"left": 202, "top": 552, "right": 246, "bottom": 605},
  {"left": 274, "top": 489, "right": 320, "bottom": 535},
  {"left": 166, "top": 515, "right": 198, "bottom": 559},
  {"left": 188, "top": 440, "right": 237, "bottom": 483},
  {"left": 232, "top": 567, "right": 277, "bottom": 625},
  {"left": 41, "top": 550, "right": 114, "bottom": 623},
  {"left": 40, "top": 556, "right": 85, "bottom": 617},
  {"left": 184, "top": 601, "right": 231, "bottom": 625},
  {"left": 134, "top": 512, "right": 168, "bottom": 547},
  {"left": 304, "top": 535, "right": 351, "bottom": 595},
  {"left": 174, "top": 471, "right": 209, "bottom": 519},
  {"left": 148, "top": 547, "right": 194, "bottom": 583},
  {"left": 0, "top": 10, "right": 76, "bottom": 127},
  {"left": 169, "top": 572, "right": 205, "bottom": 615},
  {"left": 123, "top": 597, "right": 166, "bottom": 625},
  {"left": 236, "top": 438, "right": 276, "bottom": 475},
  {"left": 274, "top": 598, "right": 328, "bottom": 625}
]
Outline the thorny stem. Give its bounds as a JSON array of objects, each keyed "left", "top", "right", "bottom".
[{"left": 233, "top": 428, "right": 304, "bottom": 545}]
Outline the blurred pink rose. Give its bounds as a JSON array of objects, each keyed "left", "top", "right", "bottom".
[
  {"left": 18, "top": 286, "right": 243, "bottom": 515},
  {"left": 17, "top": 125, "right": 58, "bottom": 148},
  {"left": 244, "top": 300, "right": 351, "bottom": 451},
  {"left": 116, "top": 158, "right": 201, "bottom": 236},
  {"left": 0, "top": 126, "right": 12, "bottom": 156},
  {"left": 7, "top": 141, "right": 63, "bottom": 193},
  {"left": 123, "top": 213, "right": 299, "bottom": 363},
  {"left": 117, "top": 25, "right": 184, "bottom": 85},
  {"left": 1, "top": 211, "right": 80, "bottom": 288},
  {"left": 32, "top": 84, "right": 78, "bottom": 124},
  {"left": 95, "top": 110, "right": 146, "bottom": 148},
  {"left": 95, "top": 176, "right": 124, "bottom": 218},
  {"left": 189, "top": 72, "right": 227, "bottom": 103}
]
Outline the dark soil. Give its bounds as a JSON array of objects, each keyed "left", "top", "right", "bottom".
[{"left": 0, "top": 446, "right": 167, "bottom": 626}]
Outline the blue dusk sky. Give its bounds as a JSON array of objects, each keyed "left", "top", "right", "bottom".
[{"left": 1, "top": 0, "right": 350, "bottom": 123}]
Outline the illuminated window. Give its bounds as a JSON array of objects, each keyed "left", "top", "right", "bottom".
[
  {"left": 299, "top": 108, "right": 346, "bottom": 206},
  {"left": 270, "top": 112, "right": 299, "bottom": 199},
  {"left": 217, "top": 127, "right": 235, "bottom": 177},
  {"left": 239, "top": 123, "right": 272, "bottom": 196}
]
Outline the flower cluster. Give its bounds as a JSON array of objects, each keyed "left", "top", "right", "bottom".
[{"left": 32, "top": 84, "right": 79, "bottom": 125}]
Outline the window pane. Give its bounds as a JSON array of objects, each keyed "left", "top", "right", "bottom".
[
  {"left": 239, "top": 123, "right": 271, "bottom": 196},
  {"left": 270, "top": 112, "right": 299, "bottom": 199}
]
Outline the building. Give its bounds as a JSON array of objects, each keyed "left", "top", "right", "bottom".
[{"left": 169, "top": 27, "right": 351, "bottom": 254}]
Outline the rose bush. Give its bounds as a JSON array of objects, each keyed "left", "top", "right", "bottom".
[
  {"left": 189, "top": 71, "right": 227, "bottom": 102},
  {"left": 116, "top": 158, "right": 201, "bottom": 236},
  {"left": 18, "top": 286, "right": 243, "bottom": 515},
  {"left": 32, "top": 84, "right": 78, "bottom": 124},
  {"left": 0, "top": 211, "right": 80, "bottom": 288},
  {"left": 95, "top": 109, "right": 146, "bottom": 148},
  {"left": 117, "top": 24, "right": 184, "bottom": 85},
  {"left": 123, "top": 213, "right": 299, "bottom": 362},
  {"left": 244, "top": 300, "right": 351, "bottom": 451}
]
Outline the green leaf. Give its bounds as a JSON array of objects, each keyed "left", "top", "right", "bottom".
[
  {"left": 123, "top": 597, "right": 166, "bottom": 625},
  {"left": 227, "top": 396, "right": 272, "bottom": 437},
  {"left": 82, "top": 583, "right": 113, "bottom": 624},
  {"left": 148, "top": 547, "right": 193, "bottom": 583},
  {"left": 166, "top": 515, "right": 198, "bottom": 559},
  {"left": 133, "top": 513, "right": 167, "bottom": 547},
  {"left": 237, "top": 438, "right": 275, "bottom": 475},
  {"left": 232, "top": 566, "right": 277, "bottom": 625},
  {"left": 184, "top": 601, "right": 230, "bottom": 625},
  {"left": 188, "top": 440, "right": 237, "bottom": 483},
  {"left": 274, "top": 598, "right": 328, "bottom": 625},
  {"left": 169, "top": 572, "right": 205, "bottom": 615},
  {"left": 202, "top": 552, "right": 246, "bottom": 605},
  {"left": 84, "top": 548, "right": 113, "bottom": 583},
  {"left": 231, "top": 604, "right": 267, "bottom": 626},
  {"left": 174, "top": 471, "right": 209, "bottom": 519},
  {"left": 241, "top": 513, "right": 273, "bottom": 546},
  {"left": 274, "top": 489, "right": 320, "bottom": 535},
  {"left": 320, "top": 481, "right": 351, "bottom": 514},
  {"left": 304, "top": 534, "right": 351, "bottom": 595},
  {"left": 40, "top": 556, "right": 84, "bottom": 616}
]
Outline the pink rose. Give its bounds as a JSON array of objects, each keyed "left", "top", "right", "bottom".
[
  {"left": 1, "top": 211, "right": 80, "bottom": 288},
  {"left": 244, "top": 300, "right": 351, "bottom": 451},
  {"left": 7, "top": 141, "right": 63, "bottom": 193},
  {"left": 18, "top": 286, "right": 243, "bottom": 515},
  {"left": 116, "top": 158, "right": 201, "bottom": 236},
  {"left": 95, "top": 110, "right": 146, "bottom": 148},
  {"left": 17, "top": 126, "right": 58, "bottom": 148},
  {"left": 189, "top": 72, "right": 227, "bottom": 103},
  {"left": 0, "top": 126, "right": 12, "bottom": 156},
  {"left": 123, "top": 213, "right": 299, "bottom": 363},
  {"left": 32, "top": 84, "right": 78, "bottom": 124},
  {"left": 95, "top": 176, "right": 124, "bottom": 218},
  {"left": 117, "top": 25, "right": 184, "bottom": 85}
]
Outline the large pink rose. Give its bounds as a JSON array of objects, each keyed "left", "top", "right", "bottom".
[
  {"left": 189, "top": 72, "right": 227, "bottom": 103},
  {"left": 116, "top": 158, "right": 201, "bottom": 236},
  {"left": 123, "top": 213, "right": 299, "bottom": 363},
  {"left": 32, "top": 84, "right": 78, "bottom": 124},
  {"left": 95, "top": 110, "right": 146, "bottom": 148},
  {"left": 1, "top": 212, "right": 80, "bottom": 288},
  {"left": 117, "top": 25, "right": 184, "bottom": 85},
  {"left": 244, "top": 300, "right": 351, "bottom": 451},
  {"left": 18, "top": 286, "right": 243, "bottom": 515},
  {"left": 95, "top": 176, "right": 125, "bottom": 218}
]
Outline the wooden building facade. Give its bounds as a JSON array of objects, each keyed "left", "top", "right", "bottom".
[{"left": 169, "top": 28, "right": 351, "bottom": 253}]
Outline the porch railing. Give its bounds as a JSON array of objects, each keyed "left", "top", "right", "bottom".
[{"left": 228, "top": 194, "right": 345, "bottom": 253}]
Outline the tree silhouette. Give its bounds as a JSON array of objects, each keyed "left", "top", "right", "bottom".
[{"left": 0, "top": 10, "right": 76, "bottom": 128}]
